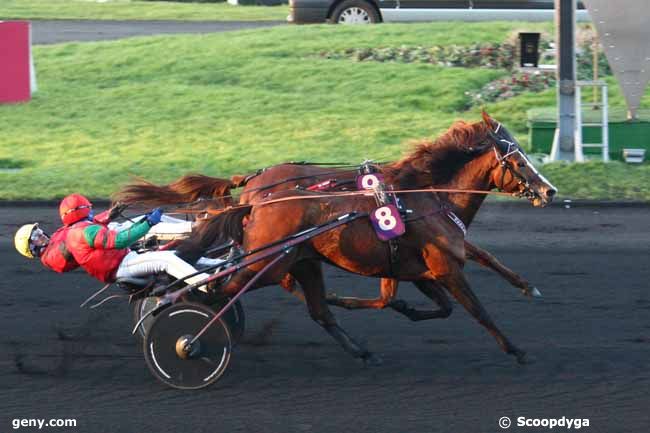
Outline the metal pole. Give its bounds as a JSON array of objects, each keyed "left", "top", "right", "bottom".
[
  {"left": 602, "top": 84, "right": 609, "bottom": 162},
  {"left": 593, "top": 37, "right": 599, "bottom": 107},
  {"left": 555, "top": 0, "right": 577, "bottom": 161},
  {"left": 189, "top": 249, "right": 290, "bottom": 345}
]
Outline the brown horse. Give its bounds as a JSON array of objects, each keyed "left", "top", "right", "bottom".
[
  {"left": 175, "top": 115, "right": 555, "bottom": 365},
  {"left": 115, "top": 114, "right": 551, "bottom": 320}
]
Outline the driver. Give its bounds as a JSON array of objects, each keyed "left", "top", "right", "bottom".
[{"left": 14, "top": 193, "right": 220, "bottom": 291}]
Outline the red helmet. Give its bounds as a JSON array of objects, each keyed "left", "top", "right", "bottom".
[{"left": 59, "top": 193, "right": 93, "bottom": 226}]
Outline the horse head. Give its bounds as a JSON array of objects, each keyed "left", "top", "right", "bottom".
[{"left": 480, "top": 111, "right": 557, "bottom": 207}]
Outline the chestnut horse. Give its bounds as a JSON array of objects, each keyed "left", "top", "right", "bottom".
[
  {"left": 115, "top": 114, "right": 552, "bottom": 320},
  {"left": 175, "top": 116, "right": 556, "bottom": 365}
]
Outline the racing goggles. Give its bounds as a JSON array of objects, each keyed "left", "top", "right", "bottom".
[{"left": 29, "top": 225, "right": 50, "bottom": 257}]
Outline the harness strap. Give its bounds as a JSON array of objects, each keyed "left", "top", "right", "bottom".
[
  {"left": 446, "top": 210, "right": 467, "bottom": 236},
  {"left": 388, "top": 238, "right": 400, "bottom": 277},
  {"left": 243, "top": 172, "right": 261, "bottom": 185},
  {"left": 306, "top": 179, "right": 338, "bottom": 192},
  {"left": 403, "top": 207, "right": 445, "bottom": 223},
  {"left": 403, "top": 204, "right": 467, "bottom": 237},
  {"left": 386, "top": 187, "right": 409, "bottom": 276},
  {"left": 361, "top": 163, "right": 401, "bottom": 277}
]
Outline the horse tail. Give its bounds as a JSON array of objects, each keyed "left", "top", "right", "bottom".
[
  {"left": 230, "top": 173, "right": 256, "bottom": 189},
  {"left": 112, "top": 177, "right": 188, "bottom": 207},
  {"left": 113, "top": 174, "right": 235, "bottom": 207},
  {"left": 176, "top": 205, "right": 253, "bottom": 263},
  {"left": 166, "top": 174, "right": 235, "bottom": 205}
]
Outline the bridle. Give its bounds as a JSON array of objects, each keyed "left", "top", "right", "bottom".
[{"left": 488, "top": 123, "right": 539, "bottom": 201}]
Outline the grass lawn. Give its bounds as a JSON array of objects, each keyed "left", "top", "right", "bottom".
[
  {"left": 1, "top": 22, "right": 649, "bottom": 200},
  {"left": 0, "top": 0, "right": 288, "bottom": 21}
]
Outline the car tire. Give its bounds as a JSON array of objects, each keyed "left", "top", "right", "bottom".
[{"left": 330, "top": 0, "right": 380, "bottom": 24}]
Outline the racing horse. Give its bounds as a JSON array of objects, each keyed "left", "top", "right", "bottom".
[
  {"left": 115, "top": 113, "right": 551, "bottom": 320},
  {"left": 174, "top": 115, "right": 556, "bottom": 365}
]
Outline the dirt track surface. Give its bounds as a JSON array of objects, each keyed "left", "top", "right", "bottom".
[
  {"left": 1, "top": 202, "right": 649, "bottom": 433},
  {"left": 30, "top": 20, "right": 285, "bottom": 45}
]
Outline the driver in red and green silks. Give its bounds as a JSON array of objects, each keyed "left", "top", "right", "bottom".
[{"left": 15, "top": 193, "right": 221, "bottom": 289}]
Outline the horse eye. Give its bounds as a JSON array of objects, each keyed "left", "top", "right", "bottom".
[{"left": 517, "top": 162, "right": 526, "bottom": 168}]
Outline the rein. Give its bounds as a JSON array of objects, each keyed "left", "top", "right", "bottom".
[
  {"left": 157, "top": 168, "right": 366, "bottom": 211},
  {"left": 240, "top": 168, "right": 362, "bottom": 195},
  {"left": 161, "top": 123, "right": 546, "bottom": 217},
  {"left": 174, "top": 187, "right": 515, "bottom": 216},
  {"left": 234, "top": 160, "right": 382, "bottom": 188},
  {"left": 286, "top": 161, "right": 382, "bottom": 167},
  {"left": 172, "top": 133, "right": 537, "bottom": 214}
]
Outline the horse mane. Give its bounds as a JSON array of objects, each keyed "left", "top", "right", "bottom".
[
  {"left": 112, "top": 174, "right": 234, "bottom": 207},
  {"left": 383, "top": 120, "right": 491, "bottom": 188}
]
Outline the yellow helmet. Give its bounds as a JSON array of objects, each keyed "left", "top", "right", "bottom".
[{"left": 15, "top": 223, "right": 39, "bottom": 259}]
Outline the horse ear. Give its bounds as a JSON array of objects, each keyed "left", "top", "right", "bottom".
[{"left": 481, "top": 110, "right": 497, "bottom": 131}]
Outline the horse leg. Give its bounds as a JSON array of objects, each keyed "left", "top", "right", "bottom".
[
  {"left": 326, "top": 278, "right": 452, "bottom": 323},
  {"left": 280, "top": 274, "right": 306, "bottom": 302},
  {"left": 436, "top": 267, "right": 530, "bottom": 364},
  {"left": 388, "top": 280, "right": 453, "bottom": 321},
  {"left": 291, "top": 260, "right": 381, "bottom": 366},
  {"left": 326, "top": 278, "right": 398, "bottom": 310},
  {"left": 464, "top": 241, "right": 541, "bottom": 297}
]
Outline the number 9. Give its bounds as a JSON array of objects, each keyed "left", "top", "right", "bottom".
[
  {"left": 361, "top": 174, "right": 379, "bottom": 190},
  {"left": 374, "top": 206, "right": 397, "bottom": 231}
]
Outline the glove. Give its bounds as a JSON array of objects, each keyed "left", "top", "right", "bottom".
[
  {"left": 145, "top": 208, "right": 163, "bottom": 226},
  {"left": 107, "top": 202, "right": 128, "bottom": 221}
]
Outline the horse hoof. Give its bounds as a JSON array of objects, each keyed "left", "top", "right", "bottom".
[
  {"left": 523, "top": 286, "right": 542, "bottom": 298},
  {"left": 516, "top": 351, "right": 535, "bottom": 365},
  {"left": 325, "top": 293, "right": 338, "bottom": 303},
  {"left": 362, "top": 353, "right": 383, "bottom": 367}
]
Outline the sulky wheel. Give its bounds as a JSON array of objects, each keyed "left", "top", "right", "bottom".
[
  {"left": 143, "top": 302, "right": 232, "bottom": 390},
  {"left": 133, "top": 297, "right": 160, "bottom": 339},
  {"left": 134, "top": 296, "right": 246, "bottom": 344},
  {"left": 212, "top": 298, "right": 246, "bottom": 343}
]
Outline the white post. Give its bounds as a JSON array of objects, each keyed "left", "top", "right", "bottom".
[
  {"left": 602, "top": 84, "right": 609, "bottom": 162},
  {"left": 574, "top": 84, "right": 584, "bottom": 162}
]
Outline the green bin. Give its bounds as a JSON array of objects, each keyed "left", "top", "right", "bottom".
[{"left": 527, "top": 107, "right": 650, "bottom": 161}]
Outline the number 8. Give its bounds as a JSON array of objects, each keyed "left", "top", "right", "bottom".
[
  {"left": 361, "top": 174, "right": 379, "bottom": 189},
  {"left": 374, "top": 206, "right": 397, "bottom": 231}
]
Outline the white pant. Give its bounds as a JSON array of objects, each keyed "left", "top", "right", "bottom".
[{"left": 115, "top": 250, "right": 224, "bottom": 291}]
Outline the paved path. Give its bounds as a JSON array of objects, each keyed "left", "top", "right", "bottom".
[
  {"left": 31, "top": 19, "right": 285, "bottom": 45},
  {"left": 1, "top": 202, "right": 648, "bottom": 432}
]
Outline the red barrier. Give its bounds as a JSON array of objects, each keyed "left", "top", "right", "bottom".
[{"left": 0, "top": 21, "right": 34, "bottom": 104}]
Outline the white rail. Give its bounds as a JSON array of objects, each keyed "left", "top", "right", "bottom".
[{"left": 574, "top": 80, "right": 609, "bottom": 162}]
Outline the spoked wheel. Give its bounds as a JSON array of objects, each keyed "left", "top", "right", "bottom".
[
  {"left": 143, "top": 302, "right": 232, "bottom": 390},
  {"left": 133, "top": 297, "right": 246, "bottom": 344}
]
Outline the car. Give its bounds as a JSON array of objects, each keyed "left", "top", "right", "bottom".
[{"left": 288, "top": 0, "right": 588, "bottom": 25}]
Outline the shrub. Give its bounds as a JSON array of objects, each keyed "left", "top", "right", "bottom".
[
  {"left": 466, "top": 70, "right": 557, "bottom": 106},
  {"left": 321, "top": 29, "right": 612, "bottom": 107},
  {"left": 321, "top": 43, "right": 517, "bottom": 70}
]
